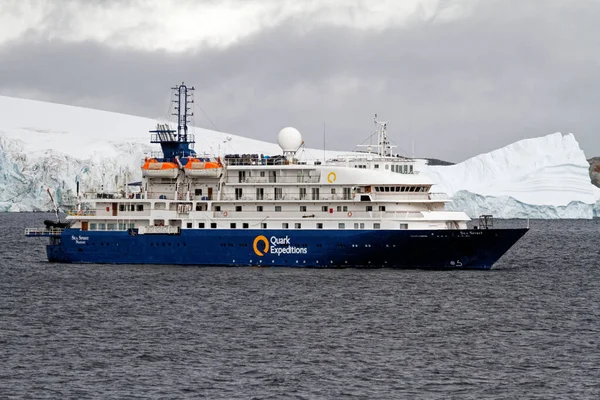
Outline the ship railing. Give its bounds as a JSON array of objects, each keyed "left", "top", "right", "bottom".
[
  {"left": 66, "top": 210, "right": 97, "bottom": 216},
  {"left": 211, "top": 211, "right": 425, "bottom": 219},
  {"left": 138, "top": 225, "right": 180, "bottom": 235},
  {"left": 230, "top": 177, "right": 321, "bottom": 184},
  {"left": 25, "top": 228, "right": 64, "bottom": 237}
]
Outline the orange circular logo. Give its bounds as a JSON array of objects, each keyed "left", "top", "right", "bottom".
[{"left": 253, "top": 235, "right": 269, "bottom": 256}]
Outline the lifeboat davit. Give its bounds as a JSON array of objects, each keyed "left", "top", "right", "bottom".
[
  {"left": 184, "top": 158, "right": 223, "bottom": 178},
  {"left": 141, "top": 158, "right": 179, "bottom": 178}
]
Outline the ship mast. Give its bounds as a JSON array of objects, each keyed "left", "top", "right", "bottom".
[
  {"left": 173, "top": 82, "right": 194, "bottom": 142},
  {"left": 149, "top": 82, "right": 196, "bottom": 161}
]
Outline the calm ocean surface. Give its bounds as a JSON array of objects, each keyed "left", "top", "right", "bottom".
[{"left": 1, "top": 213, "right": 599, "bottom": 399}]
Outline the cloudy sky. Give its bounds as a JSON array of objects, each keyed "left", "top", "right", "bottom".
[{"left": 1, "top": 0, "right": 598, "bottom": 162}]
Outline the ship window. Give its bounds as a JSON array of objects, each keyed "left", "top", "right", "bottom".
[
  {"left": 409, "top": 187, "right": 415, "bottom": 192},
  {"left": 295, "top": 223, "right": 301, "bottom": 229},
  {"left": 187, "top": 223, "right": 192, "bottom": 228},
  {"left": 354, "top": 223, "right": 359, "bottom": 229},
  {"left": 317, "top": 223, "right": 323, "bottom": 229},
  {"left": 379, "top": 206, "right": 386, "bottom": 211},
  {"left": 260, "top": 171, "right": 265, "bottom": 177},
  {"left": 300, "top": 206, "right": 307, "bottom": 212},
  {"left": 195, "top": 189, "right": 202, "bottom": 196},
  {"left": 282, "top": 223, "right": 289, "bottom": 229},
  {"left": 107, "top": 223, "right": 117, "bottom": 231},
  {"left": 400, "top": 187, "right": 406, "bottom": 192},
  {"left": 236, "top": 206, "right": 242, "bottom": 212},
  {"left": 215, "top": 206, "right": 221, "bottom": 211},
  {"left": 274, "top": 187, "right": 283, "bottom": 200},
  {"left": 374, "top": 223, "right": 380, "bottom": 229},
  {"left": 343, "top": 206, "right": 348, "bottom": 212},
  {"left": 198, "top": 223, "right": 205, "bottom": 228},
  {"left": 119, "top": 223, "right": 126, "bottom": 230},
  {"left": 385, "top": 165, "right": 389, "bottom": 170},
  {"left": 366, "top": 206, "right": 373, "bottom": 212},
  {"left": 90, "top": 223, "right": 97, "bottom": 230},
  {"left": 257, "top": 206, "right": 263, "bottom": 212},
  {"left": 119, "top": 204, "right": 125, "bottom": 211},
  {"left": 331, "top": 188, "right": 336, "bottom": 194},
  {"left": 321, "top": 206, "right": 328, "bottom": 212},
  {"left": 384, "top": 187, "right": 390, "bottom": 192},
  {"left": 230, "top": 223, "right": 236, "bottom": 229},
  {"left": 211, "top": 223, "right": 217, "bottom": 229},
  {"left": 98, "top": 223, "right": 106, "bottom": 230},
  {"left": 337, "top": 206, "right": 342, "bottom": 212},
  {"left": 129, "top": 223, "right": 135, "bottom": 229},
  {"left": 338, "top": 223, "right": 345, "bottom": 229},
  {"left": 137, "top": 205, "right": 144, "bottom": 211},
  {"left": 235, "top": 188, "right": 243, "bottom": 200},
  {"left": 275, "top": 206, "right": 282, "bottom": 212},
  {"left": 261, "top": 223, "right": 267, "bottom": 229},
  {"left": 243, "top": 223, "right": 249, "bottom": 229},
  {"left": 311, "top": 188, "right": 319, "bottom": 200},
  {"left": 360, "top": 223, "right": 365, "bottom": 229},
  {"left": 374, "top": 164, "right": 379, "bottom": 169},
  {"left": 375, "top": 187, "right": 379, "bottom": 192},
  {"left": 400, "top": 223, "right": 408, "bottom": 230},
  {"left": 409, "top": 165, "right": 413, "bottom": 173}
]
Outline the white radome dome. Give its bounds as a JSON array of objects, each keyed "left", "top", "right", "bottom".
[{"left": 277, "top": 127, "right": 302, "bottom": 153}]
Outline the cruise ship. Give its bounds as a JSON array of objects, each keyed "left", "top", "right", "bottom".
[{"left": 25, "top": 83, "right": 528, "bottom": 269}]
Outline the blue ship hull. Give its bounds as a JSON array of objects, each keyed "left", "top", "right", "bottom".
[{"left": 43, "top": 228, "right": 528, "bottom": 269}]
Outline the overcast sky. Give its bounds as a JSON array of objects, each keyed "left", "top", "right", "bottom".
[{"left": 1, "top": 0, "right": 598, "bottom": 162}]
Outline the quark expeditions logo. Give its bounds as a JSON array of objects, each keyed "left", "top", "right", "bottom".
[
  {"left": 253, "top": 235, "right": 308, "bottom": 256},
  {"left": 327, "top": 171, "right": 337, "bottom": 183}
]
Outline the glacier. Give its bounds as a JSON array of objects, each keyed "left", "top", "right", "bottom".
[{"left": 1, "top": 95, "right": 599, "bottom": 218}]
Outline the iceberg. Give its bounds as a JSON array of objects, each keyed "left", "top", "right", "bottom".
[
  {"left": 1, "top": 95, "right": 599, "bottom": 217},
  {"left": 421, "top": 133, "right": 600, "bottom": 218}
]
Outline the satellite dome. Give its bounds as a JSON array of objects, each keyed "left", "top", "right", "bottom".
[{"left": 277, "top": 127, "right": 302, "bottom": 153}]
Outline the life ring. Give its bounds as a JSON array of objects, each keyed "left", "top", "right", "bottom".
[
  {"left": 347, "top": 211, "right": 353, "bottom": 217},
  {"left": 223, "top": 211, "right": 228, "bottom": 217}
]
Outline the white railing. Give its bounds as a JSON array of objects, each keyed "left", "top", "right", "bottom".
[
  {"left": 211, "top": 211, "right": 424, "bottom": 219},
  {"left": 25, "top": 228, "right": 64, "bottom": 236},
  {"left": 138, "top": 225, "right": 180, "bottom": 235}
]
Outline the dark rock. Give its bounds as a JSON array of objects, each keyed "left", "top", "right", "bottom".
[{"left": 589, "top": 157, "right": 600, "bottom": 188}]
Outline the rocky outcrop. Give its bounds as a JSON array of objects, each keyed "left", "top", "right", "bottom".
[{"left": 589, "top": 157, "right": 600, "bottom": 188}]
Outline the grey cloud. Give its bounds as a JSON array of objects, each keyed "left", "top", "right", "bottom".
[{"left": 1, "top": 0, "right": 599, "bottom": 162}]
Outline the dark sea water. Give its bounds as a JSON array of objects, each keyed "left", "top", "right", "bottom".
[{"left": 1, "top": 213, "right": 599, "bottom": 399}]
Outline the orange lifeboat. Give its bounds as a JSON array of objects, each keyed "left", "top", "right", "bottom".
[
  {"left": 141, "top": 158, "right": 179, "bottom": 178},
  {"left": 184, "top": 157, "right": 223, "bottom": 178}
]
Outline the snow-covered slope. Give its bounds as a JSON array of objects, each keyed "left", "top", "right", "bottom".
[
  {"left": 1, "top": 95, "right": 599, "bottom": 217},
  {"left": 0, "top": 95, "right": 349, "bottom": 211}
]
